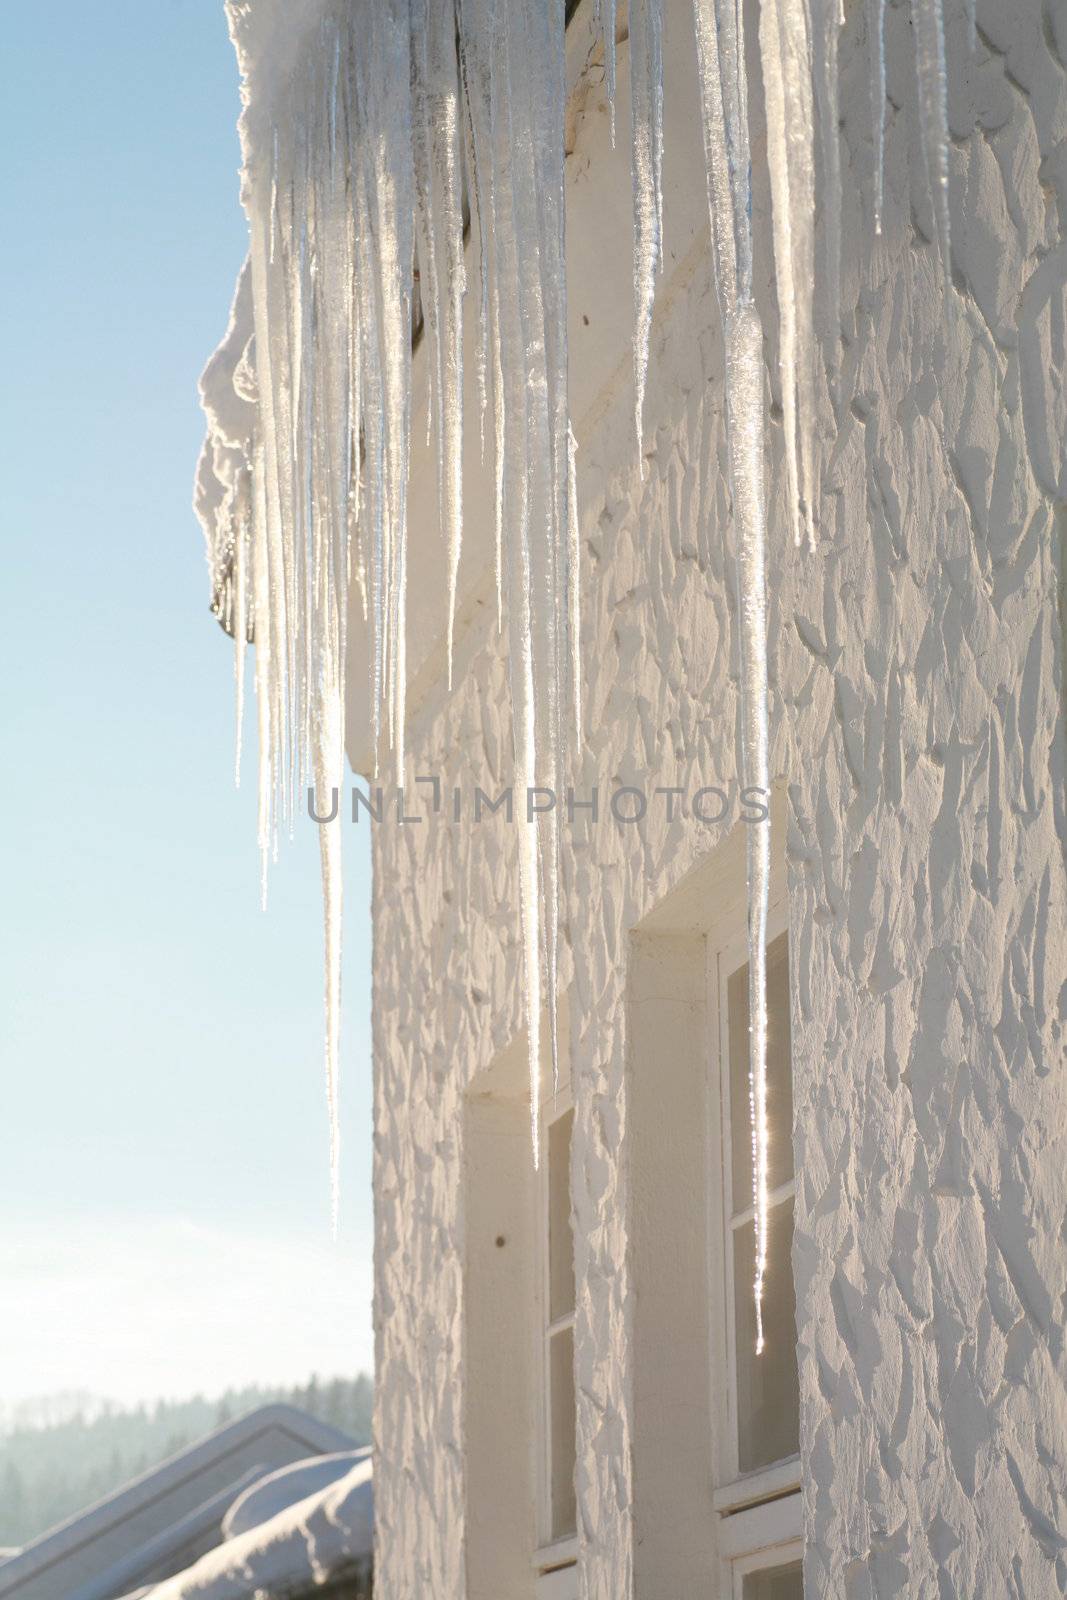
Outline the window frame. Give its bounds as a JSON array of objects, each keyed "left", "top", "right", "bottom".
[
  {"left": 724, "top": 1536, "right": 805, "bottom": 1598},
  {"left": 706, "top": 870, "right": 802, "bottom": 1529}
]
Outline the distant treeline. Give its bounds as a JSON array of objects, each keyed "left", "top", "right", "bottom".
[{"left": 0, "top": 1373, "right": 372, "bottom": 1548}]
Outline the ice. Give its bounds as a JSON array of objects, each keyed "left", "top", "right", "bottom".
[
  {"left": 629, "top": 0, "right": 664, "bottom": 456},
  {"left": 232, "top": 488, "right": 250, "bottom": 788},
  {"left": 691, "top": 0, "right": 772, "bottom": 1351},
  {"left": 813, "top": 0, "right": 842, "bottom": 319},
  {"left": 315, "top": 691, "right": 344, "bottom": 1238},
  {"left": 726, "top": 308, "right": 771, "bottom": 1355},
  {"left": 866, "top": 0, "right": 952, "bottom": 270},
  {"left": 868, "top": 0, "right": 887, "bottom": 233},
  {"left": 457, "top": 0, "right": 574, "bottom": 1141},
  {"left": 199, "top": 0, "right": 964, "bottom": 1252},
  {"left": 759, "top": 0, "right": 817, "bottom": 551},
  {"left": 596, "top": 0, "right": 618, "bottom": 137},
  {"left": 914, "top": 0, "right": 952, "bottom": 286},
  {"left": 411, "top": 0, "right": 466, "bottom": 687}
]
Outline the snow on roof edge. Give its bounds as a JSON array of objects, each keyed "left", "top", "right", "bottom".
[{"left": 142, "top": 1455, "right": 372, "bottom": 1600}]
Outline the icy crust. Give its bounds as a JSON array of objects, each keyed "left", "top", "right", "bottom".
[
  {"left": 224, "top": 0, "right": 334, "bottom": 209},
  {"left": 194, "top": 259, "right": 255, "bottom": 642},
  {"left": 143, "top": 1458, "right": 372, "bottom": 1600}
]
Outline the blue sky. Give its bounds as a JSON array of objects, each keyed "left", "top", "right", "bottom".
[{"left": 0, "top": 1, "right": 373, "bottom": 1404}]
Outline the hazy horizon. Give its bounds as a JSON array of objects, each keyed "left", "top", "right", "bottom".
[{"left": 0, "top": 1367, "right": 373, "bottom": 1437}]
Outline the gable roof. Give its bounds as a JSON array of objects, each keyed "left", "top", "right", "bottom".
[{"left": 0, "top": 1406, "right": 354, "bottom": 1600}]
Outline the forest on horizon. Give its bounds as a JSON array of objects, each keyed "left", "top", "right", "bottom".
[{"left": 0, "top": 1372, "right": 372, "bottom": 1548}]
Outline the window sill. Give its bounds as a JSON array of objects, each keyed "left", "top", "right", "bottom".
[
  {"left": 713, "top": 1456, "right": 801, "bottom": 1515},
  {"left": 535, "top": 1566, "right": 579, "bottom": 1600},
  {"left": 534, "top": 1538, "right": 579, "bottom": 1600},
  {"left": 717, "top": 1489, "right": 802, "bottom": 1562},
  {"left": 534, "top": 1535, "right": 579, "bottom": 1572}
]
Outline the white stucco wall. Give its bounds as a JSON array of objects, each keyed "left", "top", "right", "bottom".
[{"left": 370, "top": 2, "right": 1066, "bottom": 1597}]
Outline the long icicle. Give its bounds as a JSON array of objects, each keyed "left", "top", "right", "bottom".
[
  {"left": 726, "top": 307, "right": 771, "bottom": 1354},
  {"left": 692, "top": 0, "right": 772, "bottom": 1352},
  {"left": 812, "top": 0, "right": 842, "bottom": 324},
  {"left": 868, "top": 0, "right": 887, "bottom": 234},
  {"left": 412, "top": 0, "right": 466, "bottom": 686}
]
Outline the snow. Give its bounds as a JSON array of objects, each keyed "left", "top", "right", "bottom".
[
  {"left": 197, "top": 0, "right": 961, "bottom": 1322},
  {"left": 221, "top": 1450, "right": 369, "bottom": 1539},
  {"left": 141, "top": 1456, "right": 372, "bottom": 1600}
]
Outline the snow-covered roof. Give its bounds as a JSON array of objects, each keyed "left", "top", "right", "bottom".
[
  {"left": 221, "top": 1450, "right": 369, "bottom": 1541},
  {"left": 138, "top": 1456, "right": 372, "bottom": 1600},
  {"left": 0, "top": 1406, "right": 355, "bottom": 1600}
]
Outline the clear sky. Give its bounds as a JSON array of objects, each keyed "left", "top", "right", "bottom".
[{"left": 0, "top": 1, "right": 373, "bottom": 1406}]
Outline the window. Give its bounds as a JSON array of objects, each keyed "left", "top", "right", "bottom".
[
  {"left": 538, "top": 1086, "right": 578, "bottom": 1565},
  {"left": 628, "top": 790, "right": 801, "bottom": 1591},
  {"left": 733, "top": 1547, "right": 804, "bottom": 1599}
]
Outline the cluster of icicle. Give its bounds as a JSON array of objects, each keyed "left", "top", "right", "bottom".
[{"left": 197, "top": 0, "right": 954, "bottom": 1335}]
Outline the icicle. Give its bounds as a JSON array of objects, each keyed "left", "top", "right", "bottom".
[
  {"left": 251, "top": 431, "right": 273, "bottom": 913},
  {"left": 691, "top": 0, "right": 772, "bottom": 1351},
  {"left": 518, "top": 631, "right": 542, "bottom": 1168},
  {"left": 868, "top": 0, "right": 887, "bottom": 234},
  {"left": 412, "top": 0, "right": 466, "bottom": 687},
  {"left": 567, "top": 424, "right": 582, "bottom": 732},
  {"left": 315, "top": 693, "right": 344, "bottom": 1238},
  {"left": 629, "top": 0, "right": 664, "bottom": 456},
  {"left": 595, "top": 0, "right": 618, "bottom": 141},
  {"left": 759, "top": 0, "right": 817, "bottom": 551},
  {"left": 725, "top": 308, "right": 771, "bottom": 1354},
  {"left": 812, "top": 0, "right": 842, "bottom": 325},
  {"left": 233, "top": 486, "right": 249, "bottom": 787},
  {"left": 459, "top": 25, "right": 506, "bottom": 633},
  {"left": 913, "top": 0, "right": 952, "bottom": 287},
  {"left": 457, "top": 0, "right": 572, "bottom": 1138},
  {"left": 221, "top": 0, "right": 578, "bottom": 1185}
]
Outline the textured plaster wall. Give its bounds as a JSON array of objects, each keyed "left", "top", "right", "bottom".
[{"left": 371, "top": 2, "right": 1067, "bottom": 1596}]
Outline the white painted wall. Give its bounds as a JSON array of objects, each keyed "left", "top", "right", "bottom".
[{"left": 369, "top": 1, "right": 1066, "bottom": 1596}]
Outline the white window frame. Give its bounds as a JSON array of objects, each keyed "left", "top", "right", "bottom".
[
  {"left": 707, "top": 869, "right": 802, "bottom": 1561},
  {"left": 723, "top": 1535, "right": 805, "bottom": 1598},
  {"left": 533, "top": 1058, "right": 579, "bottom": 1589}
]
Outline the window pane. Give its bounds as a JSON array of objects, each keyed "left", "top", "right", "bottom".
[
  {"left": 549, "top": 1325, "right": 577, "bottom": 1539},
  {"left": 742, "top": 1559, "right": 803, "bottom": 1599},
  {"left": 733, "top": 1199, "right": 799, "bottom": 1472},
  {"left": 548, "top": 1108, "right": 575, "bottom": 1321},
  {"left": 728, "top": 931, "right": 792, "bottom": 1215}
]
